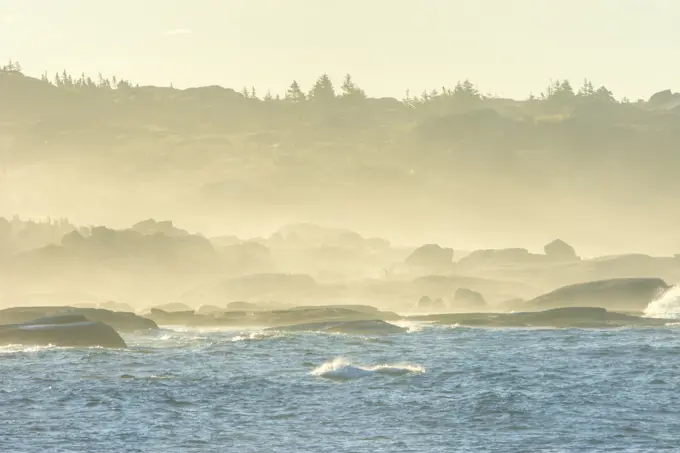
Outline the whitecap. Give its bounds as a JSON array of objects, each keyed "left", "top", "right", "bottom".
[
  {"left": 310, "top": 357, "right": 425, "bottom": 381},
  {"left": 0, "top": 344, "right": 60, "bottom": 354},
  {"left": 644, "top": 286, "right": 680, "bottom": 319},
  {"left": 231, "top": 331, "right": 280, "bottom": 342}
]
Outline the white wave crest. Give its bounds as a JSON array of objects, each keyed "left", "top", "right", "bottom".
[
  {"left": 231, "top": 331, "right": 279, "bottom": 342},
  {"left": 311, "top": 357, "right": 425, "bottom": 380},
  {"left": 391, "top": 320, "right": 429, "bottom": 333},
  {"left": 0, "top": 344, "right": 59, "bottom": 354},
  {"left": 644, "top": 286, "right": 680, "bottom": 319}
]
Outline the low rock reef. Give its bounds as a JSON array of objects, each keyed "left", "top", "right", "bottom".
[
  {"left": 411, "top": 307, "right": 672, "bottom": 329},
  {"left": 267, "top": 319, "right": 407, "bottom": 335},
  {"left": 0, "top": 314, "right": 127, "bottom": 348},
  {"left": 0, "top": 307, "right": 158, "bottom": 332}
]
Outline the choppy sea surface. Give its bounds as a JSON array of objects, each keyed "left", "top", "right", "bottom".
[{"left": 2, "top": 320, "right": 680, "bottom": 453}]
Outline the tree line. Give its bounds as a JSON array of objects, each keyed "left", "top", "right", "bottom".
[{"left": 1, "top": 58, "right": 628, "bottom": 106}]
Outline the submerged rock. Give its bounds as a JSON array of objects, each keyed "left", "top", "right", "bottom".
[
  {"left": 0, "top": 314, "right": 127, "bottom": 348},
  {"left": 269, "top": 319, "right": 407, "bottom": 335},
  {"left": 0, "top": 307, "right": 157, "bottom": 332}
]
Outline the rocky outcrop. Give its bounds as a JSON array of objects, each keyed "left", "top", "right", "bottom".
[
  {"left": 411, "top": 307, "right": 670, "bottom": 329},
  {"left": 544, "top": 239, "right": 579, "bottom": 261},
  {"left": 0, "top": 314, "right": 127, "bottom": 348},
  {"left": 196, "top": 304, "right": 227, "bottom": 314},
  {"left": 227, "top": 301, "right": 262, "bottom": 311},
  {"left": 153, "top": 302, "right": 193, "bottom": 312},
  {"left": 268, "top": 319, "right": 406, "bottom": 335},
  {"left": 405, "top": 244, "right": 454, "bottom": 269},
  {"left": 146, "top": 309, "right": 199, "bottom": 325},
  {"left": 525, "top": 278, "right": 670, "bottom": 311},
  {"left": 130, "top": 219, "right": 189, "bottom": 237},
  {"left": 456, "top": 248, "right": 546, "bottom": 269},
  {"left": 0, "top": 307, "right": 157, "bottom": 332},
  {"left": 453, "top": 288, "right": 486, "bottom": 308},
  {"left": 99, "top": 301, "right": 135, "bottom": 312},
  {"left": 60, "top": 226, "right": 216, "bottom": 264},
  {"left": 417, "top": 296, "right": 446, "bottom": 312},
  {"left": 146, "top": 305, "right": 400, "bottom": 328}
]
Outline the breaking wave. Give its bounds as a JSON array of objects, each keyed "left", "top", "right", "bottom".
[
  {"left": 310, "top": 357, "right": 425, "bottom": 381},
  {"left": 643, "top": 286, "right": 680, "bottom": 319},
  {"left": 231, "top": 331, "right": 281, "bottom": 342}
]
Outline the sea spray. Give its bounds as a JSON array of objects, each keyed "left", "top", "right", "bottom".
[{"left": 643, "top": 286, "right": 680, "bottom": 319}]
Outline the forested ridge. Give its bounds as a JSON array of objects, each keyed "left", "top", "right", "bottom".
[{"left": 1, "top": 60, "right": 679, "bottom": 253}]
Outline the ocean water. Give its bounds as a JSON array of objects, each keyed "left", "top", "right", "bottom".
[{"left": 2, "top": 322, "right": 680, "bottom": 453}]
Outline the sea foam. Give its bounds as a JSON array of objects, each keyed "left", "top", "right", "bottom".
[
  {"left": 311, "top": 357, "right": 425, "bottom": 380},
  {"left": 643, "top": 286, "right": 680, "bottom": 319}
]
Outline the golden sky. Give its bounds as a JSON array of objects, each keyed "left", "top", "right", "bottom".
[{"left": 1, "top": 0, "right": 678, "bottom": 99}]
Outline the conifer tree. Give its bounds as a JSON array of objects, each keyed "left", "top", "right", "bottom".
[
  {"left": 285, "top": 80, "right": 306, "bottom": 102},
  {"left": 577, "top": 79, "right": 595, "bottom": 97},
  {"left": 309, "top": 73, "right": 335, "bottom": 102},
  {"left": 340, "top": 74, "right": 366, "bottom": 100}
]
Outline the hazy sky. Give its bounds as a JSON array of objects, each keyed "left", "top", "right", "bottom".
[{"left": 1, "top": 0, "right": 678, "bottom": 99}]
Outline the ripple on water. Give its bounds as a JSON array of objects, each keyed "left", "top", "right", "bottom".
[{"left": 2, "top": 326, "right": 680, "bottom": 452}]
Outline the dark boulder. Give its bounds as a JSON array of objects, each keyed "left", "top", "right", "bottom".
[
  {"left": 525, "top": 278, "right": 670, "bottom": 311},
  {"left": 544, "top": 239, "right": 579, "bottom": 261},
  {"left": 0, "top": 314, "right": 126, "bottom": 348},
  {"left": 417, "top": 296, "right": 445, "bottom": 311},
  {"left": 0, "top": 307, "right": 157, "bottom": 332}
]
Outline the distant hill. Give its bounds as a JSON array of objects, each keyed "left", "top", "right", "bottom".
[{"left": 2, "top": 64, "right": 680, "bottom": 254}]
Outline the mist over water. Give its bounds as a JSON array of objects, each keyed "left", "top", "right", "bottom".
[{"left": 3, "top": 6, "right": 680, "bottom": 450}]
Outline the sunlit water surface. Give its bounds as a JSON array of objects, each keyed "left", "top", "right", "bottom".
[{"left": 2, "top": 323, "right": 680, "bottom": 452}]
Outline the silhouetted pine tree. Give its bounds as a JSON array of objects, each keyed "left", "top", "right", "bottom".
[
  {"left": 577, "top": 79, "right": 595, "bottom": 97},
  {"left": 340, "top": 74, "right": 366, "bottom": 100},
  {"left": 309, "top": 74, "right": 335, "bottom": 102},
  {"left": 285, "top": 80, "right": 306, "bottom": 102}
]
